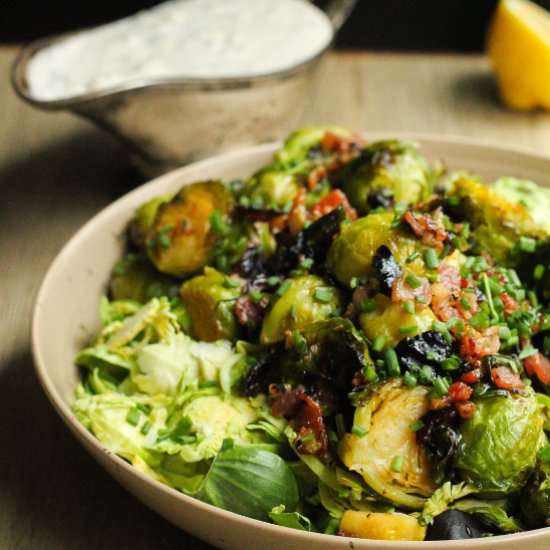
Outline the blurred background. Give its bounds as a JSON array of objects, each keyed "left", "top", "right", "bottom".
[{"left": 2, "top": 0, "right": 549, "bottom": 49}]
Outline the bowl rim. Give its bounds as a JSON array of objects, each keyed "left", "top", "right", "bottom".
[{"left": 31, "top": 134, "right": 550, "bottom": 548}]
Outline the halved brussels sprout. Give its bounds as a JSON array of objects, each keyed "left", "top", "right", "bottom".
[
  {"left": 339, "top": 379, "right": 438, "bottom": 509},
  {"left": 180, "top": 267, "right": 241, "bottom": 342},
  {"left": 146, "top": 180, "right": 233, "bottom": 277},
  {"left": 128, "top": 193, "right": 173, "bottom": 248},
  {"left": 447, "top": 177, "right": 545, "bottom": 264},
  {"left": 260, "top": 275, "right": 342, "bottom": 345},
  {"left": 326, "top": 212, "right": 424, "bottom": 286},
  {"left": 454, "top": 392, "right": 544, "bottom": 495},
  {"left": 359, "top": 294, "right": 436, "bottom": 348},
  {"left": 334, "top": 140, "right": 433, "bottom": 215},
  {"left": 109, "top": 254, "right": 180, "bottom": 303},
  {"left": 339, "top": 510, "right": 426, "bottom": 541},
  {"left": 274, "top": 126, "right": 351, "bottom": 165},
  {"left": 521, "top": 460, "right": 550, "bottom": 528}
]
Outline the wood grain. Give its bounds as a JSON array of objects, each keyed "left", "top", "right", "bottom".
[{"left": 2, "top": 46, "right": 550, "bottom": 550}]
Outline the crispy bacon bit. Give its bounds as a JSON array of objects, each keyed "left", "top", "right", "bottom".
[
  {"left": 269, "top": 385, "right": 328, "bottom": 456},
  {"left": 403, "top": 209, "right": 448, "bottom": 248},
  {"left": 307, "top": 166, "right": 327, "bottom": 190},
  {"left": 455, "top": 401, "right": 476, "bottom": 419},
  {"left": 311, "top": 189, "right": 357, "bottom": 221},
  {"left": 448, "top": 382, "right": 473, "bottom": 402},
  {"left": 391, "top": 274, "right": 432, "bottom": 308},
  {"left": 524, "top": 352, "right": 550, "bottom": 385},
  {"left": 460, "top": 368, "right": 481, "bottom": 385},
  {"left": 459, "top": 327, "right": 500, "bottom": 365},
  {"left": 491, "top": 366, "right": 525, "bottom": 390},
  {"left": 234, "top": 294, "right": 266, "bottom": 328},
  {"left": 501, "top": 292, "right": 520, "bottom": 315}
]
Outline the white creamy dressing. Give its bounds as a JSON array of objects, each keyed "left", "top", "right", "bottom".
[{"left": 27, "top": 0, "right": 333, "bottom": 101}]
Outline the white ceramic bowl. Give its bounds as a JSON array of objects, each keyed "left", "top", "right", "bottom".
[{"left": 32, "top": 135, "right": 550, "bottom": 549}]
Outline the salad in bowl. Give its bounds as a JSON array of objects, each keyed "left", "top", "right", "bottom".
[{"left": 72, "top": 127, "right": 550, "bottom": 542}]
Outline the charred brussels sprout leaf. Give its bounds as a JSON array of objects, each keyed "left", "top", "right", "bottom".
[
  {"left": 373, "top": 245, "right": 402, "bottom": 296},
  {"left": 425, "top": 510, "right": 489, "bottom": 541},
  {"left": 268, "top": 206, "right": 346, "bottom": 274},
  {"left": 180, "top": 267, "right": 241, "bottom": 342},
  {"left": 395, "top": 331, "right": 453, "bottom": 374},
  {"left": 109, "top": 254, "right": 180, "bottom": 303},
  {"left": 260, "top": 275, "right": 342, "bottom": 345},
  {"left": 417, "top": 408, "right": 461, "bottom": 485},
  {"left": 455, "top": 392, "right": 544, "bottom": 495},
  {"left": 446, "top": 176, "right": 545, "bottom": 265},
  {"left": 521, "top": 459, "right": 550, "bottom": 528},
  {"left": 339, "top": 380, "right": 437, "bottom": 509},
  {"left": 333, "top": 140, "right": 433, "bottom": 215},
  {"left": 146, "top": 180, "right": 233, "bottom": 277},
  {"left": 453, "top": 498, "right": 522, "bottom": 533},
  {"left": 327, "top": 212, "right": 424, "bottom": 287}
]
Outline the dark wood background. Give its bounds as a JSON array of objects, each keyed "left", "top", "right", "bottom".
[{"left": 4, "top": 0, "right": 548, "bottom": 50}]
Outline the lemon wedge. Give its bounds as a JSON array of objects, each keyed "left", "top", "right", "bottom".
[{"left": 487, "top": 0, "right": 550, "bottom": 110}]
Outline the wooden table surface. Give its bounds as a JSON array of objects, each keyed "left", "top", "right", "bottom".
[{"left": 2, "top": 46, "right": 550, "bottom": 550}]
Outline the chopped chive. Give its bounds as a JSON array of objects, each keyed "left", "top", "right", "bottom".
[
  {"left": 351, "top": 425, "right": 368, "bottom": 437},
  {"left": 441, "top": 356, "right": 461, "bottom": 371},
  {"left": 363, "top": 364, "right": 378, "bottom": 381},
  {"left": 276, "top": 279, "right": 292, "bottom": 296},
  {"left": 350, "top": 277, "right": 359, "bottom": 289},
  {"left": 534, "top": 264, "right": 545, "bottom": 280},
  {"left": 300, "top": 433, "right": 316, "bottom": 445},
  {"left": 487, "top": 277, "right": 502, "bottom": 295},
  {"left": 267, "top": 275, "right": 280, "bottom": 286},
  {"left": 391, "top": 455, "right": 403, "bottom": 473},
  {"left": 461, "top": 223, "right": 470, "bottom": 240},
  {"left": 328, "top": 430, "right": 339, "bottom": 444},
  {"left": 300, "top": 257, "right": 314, "bottom": 270},
  {"left": 459, "top": 297, "right": 472, "bottom": 311},
  {"left": 249, "top": 289, "right": 265, "bottom": 303},
  {"left": 433, "top": 377, "right": 450, "bottom": 396},
  {"left": 405, "top": 274, "right": 422, "bottom": 289},
  {"left": 292, "top": 330, "right": 307, "bottom": 354},
  {"left": 403, "top": 371, "right": 417, "bottom": 387},
  {"left": 409, "top": 420, "right": 424, "bottom": 432},
  {"left": 209, "top": 209, "right": 228, "bottom": 235},
  {"left": 385, "top": 348, "right": 401, "bottom": 376},
  {"left": 372, "top": 335, "right": 386, "bottom": 352},
  {"left": 528, "top": 290, "right": 538, "bottom": 307},
  {"left": 223, "top": 276, "right": 240, "bottom": 288},
  {"left": 361, "top": 298, "right": 376, "bottom": 313},
  {"left": 290, "top": 304, "right": 297, "bottom": 321},
  {"left": 419, "top": 365, "right": 434, "bottom": 382},
  {"left": 416, "top": 295, "right": 427, "bottom": 304},
  {"left": 140, "top": 421, "right": 152, "bottom": 435},
  {"left": 508, "top": 269, "right": 521, "bottom": 287},
  {"left": 158, "top": 232, "right": 171, "bottom": 249},
  {"left": 426, "top": 272, "right": 440, "bottom": 283},
  {"left": 518, "top": 236, "right": 536, "bottom": 253},
  {"left": 399, "top": 324, "right": 417, "bottom": 335},
  {"left": 423, "top": 248, "right": 439, "bottom": 269},
  {"left": 314, "top": 287, "right": 333, "bottom": 303},
  {"left": 506, "top": 335, "right": 519, "bottom": 347},
  {"left": 126, "top": 407, "right": 141, "bottom": 426},
  {"left": 481, "top": 273, "right": 499, "bottom": 321},
  {"left": 406, "top": 252, "right": 421, "bottom": 264},
  {"left": 404, "top": 300, "right": 415, "bottom": 314}
]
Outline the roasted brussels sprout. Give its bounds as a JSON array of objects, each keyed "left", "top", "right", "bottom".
[
  {"left": 454, "top": 392, "right": 544, "bottom": 495},
  {"left": 521, "top": 460, "right": 550, "bottom": 528},
  {"left": 339, "top": 511, "right": 426, "bottom": 541},
  {"left": 446, "top": 176, "right": 545, "bottom": 264},
  {"left": 340, "top": 379, "right": 438, "bottom": 509},
  {"left": 359, "top": 294, "right": 436, "bottom": 348},
  {"left": 109, "top": 253, "right": 180, "bottom": 302},
  {"left": 275, "top": 126, "right": 351, "bottom": 165},
  {"left": 260, "top": 275, "right": 342, "bottom": 345},
  {"left": 425, "top": 510, "right": 488, "bottom": 541},
  {"left": 128, "top": 193, "right": 173, "bottom": 248},
  {"left": 334, "top": 140, "right": 433, "bottom": 215},
  {"left": 180, "top": 267, "right": 241, "bottom": 342},
  {"left": 326, "top": 212, "right": 424, "bottom": 286},
  {"left": 145, "top": 181, "right": 233, "bottom": 277}
]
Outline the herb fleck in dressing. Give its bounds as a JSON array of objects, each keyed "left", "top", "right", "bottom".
[{"left": 27, "top": 0, "right": 333, "bottom": 101}]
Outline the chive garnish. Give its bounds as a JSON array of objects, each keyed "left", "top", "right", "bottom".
[
  {"left": 314, "top": 287, "right": 333, "bottom": 303},
  {"left": 404, "top": 300, "right": 415, "bottom": 314},
  {"left": 384, "top": 348, "right": 401, "bottom": 376},
  {"left": 276, "top": 279, "right": 292, "bottom": 297},
  {"left": 423, "top": 248, "right": 439, "bottom": 270},
  {"left": 405, "top": 274, "right": 422, "bottom": 289},
  {"left": 372, "top": 335, "right": 386, "bottom": 352},
  {"left": 409, "top": 420, "right": 424, "bottom": 432},
  {"left": 391, "top": 455, "right": 403, "bottom": 473},
  {"left": 351, "top": 425, "right": 368, "bottom": 437}
]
